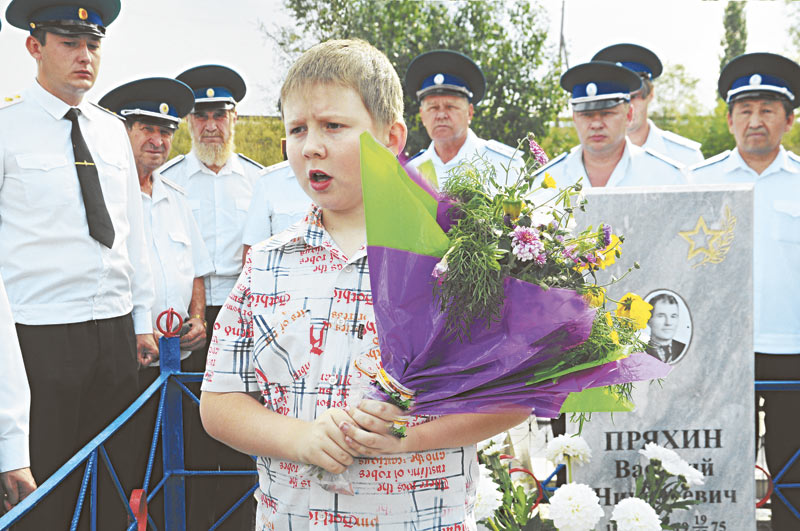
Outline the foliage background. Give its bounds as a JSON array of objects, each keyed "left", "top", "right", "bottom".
[{"left": 167, "top": 0, "right": 800, "bottom": 166}]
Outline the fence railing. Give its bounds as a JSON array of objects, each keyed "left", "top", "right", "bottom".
[
  {"left": 2, "top": 355, "right": 794, "bottom": 528},
  {"left": 0, "top": 333, "right": 257, "bottom": 531}
]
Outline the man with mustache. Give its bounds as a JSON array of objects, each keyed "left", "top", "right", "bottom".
[
  {"left": 690, "top": 52, "right": 800, "bottom": 529},
  {"left": 99, "top": 75, "right": 213, "bottom": 527},
  {"left": 157, "top": 64, "right": 260, "bottom": 530},
  {"left": 0, "top": 1, "right": 155, "bottom": 528},
  {"left": 404, "top": 50, "right": 523, "bottom": 189}
]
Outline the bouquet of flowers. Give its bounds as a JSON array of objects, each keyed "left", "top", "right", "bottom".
[{"left": 358, "top": 131, "right": 670, "bottom": 431}]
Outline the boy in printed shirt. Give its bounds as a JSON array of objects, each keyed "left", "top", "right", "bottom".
[{"left": 199, "top": 39, "right": 527, "bottom": 529}]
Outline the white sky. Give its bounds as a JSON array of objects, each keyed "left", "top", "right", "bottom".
[{"left": 0, "top": 0, "right": 793, "bottom": 116}]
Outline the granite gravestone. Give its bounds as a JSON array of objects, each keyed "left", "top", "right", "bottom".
[{"left": 568, "top": 184, "right": 755, "bottom": 530}]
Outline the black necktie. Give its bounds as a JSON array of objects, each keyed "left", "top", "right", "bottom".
[{"left": 64, "top": 108, "right": 115, "bottom": 248}]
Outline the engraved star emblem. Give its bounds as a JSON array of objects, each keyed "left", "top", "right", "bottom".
[{"left": 679, "top": 216, "right": 725, "bottom": 260}]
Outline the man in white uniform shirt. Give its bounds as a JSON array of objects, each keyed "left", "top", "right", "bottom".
[
  {"left": 0, "top": 1, "right": 155, "bottom": 528},
  {"left": 157, "top": 63, "right": 259, "bottom": 530},
  {"left": 689, "top": 52, "right": 800, "bottom": 529},
  {"left": 100, "top": 75, "right": 214, "bottom": 528},
  {"left": 533, "top": 61, "right": 687, "bottom": 190},
  {"left": 592, "top": 43, "right": 704, "bottom": 166},
  {"left": 242, "top": 159, "right": 310, "bottom": 260},
  {"left": 404, "top": 50, "right": 523, "bottom": 189}
]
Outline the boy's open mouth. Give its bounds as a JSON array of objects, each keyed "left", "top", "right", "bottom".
[{"left": 310, "top": 171, "right": 332, "bottom": 183}]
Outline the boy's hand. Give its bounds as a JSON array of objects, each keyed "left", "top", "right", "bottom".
[
  {"left": 297, "top": 408, "right": 359, "bottom": 474},
  {"left": 340, "top": 400, "right": 406, "bottom": 456}
]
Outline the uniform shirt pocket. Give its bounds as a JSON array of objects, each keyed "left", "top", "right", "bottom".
[
  {"left": 168, "top": 230, "right": 193, "bottom": 277},
  {"left": 773, "top": 199, "right": 800, "bottom": 244},
  {"left": 95, "top": 144, "right": 129, "bottom": 204},
  {"left": 17, "top": 153, "right": 78, "bottom": 207}
]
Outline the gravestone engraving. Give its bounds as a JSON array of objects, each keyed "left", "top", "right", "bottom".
[{"left": 569, "top": 184, "right": 755, "bottom": 530}]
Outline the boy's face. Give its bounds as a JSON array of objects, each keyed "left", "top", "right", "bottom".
[{"left": 283, "top": 83, "right": 388, "bottom": 219}]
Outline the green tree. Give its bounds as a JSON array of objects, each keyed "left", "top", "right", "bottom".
[
  {"left": 169, "top": 115, "right": 286, "bottom": 167},
  {"left": 720, "top": 1, "right": 747, "bottom": 73},
  {"left": 270, "top": 0, "right": 566, "bottom": 155}
]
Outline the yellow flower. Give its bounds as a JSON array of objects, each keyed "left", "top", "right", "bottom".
[
  {"left": 584, "top": 287, "right": 605, "bottom": 307},
  {"left": 604, "top": 311, "right": 613, "bottom": 328},
  {"left": 616, "top": 293, "right": 653, "bottom": 330},
  {"left": 609, "top": 330, "right": 620, "bottom": 345},
  {"left": 596, "top": 234, "right": 621, "bottom": 270},
  {"left": 542, "top": 173, "right": 556, "bottom": 189}
]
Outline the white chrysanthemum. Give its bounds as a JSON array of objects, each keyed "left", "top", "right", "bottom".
[
  {"left": 611, "top": 497, "right": 662, "bottom": 531},
  {"left": 546, "top": 434, "right": 592, "bottom": 465},
  {"left": 477, "top": 432, "right": 509, "bottom": 455},
  {"left": 549, "top": 483, "right": 604, "bottom": 531},
  {"left": 474, "top": 464, "right": 504, "bottom": 522},
  {"left": 639, "top": 443, "right": 704, "bottom": 486}
]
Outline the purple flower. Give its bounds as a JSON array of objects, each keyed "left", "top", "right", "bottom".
[
  {"left": 597, "top": 224, "right": 612, "bottom": 249},
  {"left": 561, "top": 245, "right": 579, "bottom": 264},
  {"left": 528, "top": 136, "right": 549, "bottom": 166},
  {"left": 510, "top": 226, "right": 545, "bottom": 263}
]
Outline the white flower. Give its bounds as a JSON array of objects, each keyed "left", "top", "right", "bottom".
[
  {"left": 611, "top": 497, "right": 662, "bottom": 531},
  {"left": 639, "top": 443, "right": 704, "bottom": 487},
  {"left": 548, "top": 483, "right": 605, "bottom": 531},
  {"left": 474, "top": 464, "right": 504, "bottom": 522},
  {"left": 546, "top": 434, "right": 592, "bottom": 466},
  {"left": 477, "top": 432, "right": 509, "bottom": 455}
]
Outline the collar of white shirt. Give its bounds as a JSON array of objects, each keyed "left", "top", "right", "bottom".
[
  {"left": 425, "top": 128, "right": 481, "bottom": 167},
  {"left": 726, "top": 145, "right": 799, "bottom": 178},
  {"left": 185, "top": 148, "right": 245, "bottom": 176},
  {"left": 28, "top": 80, "right": 97, "bottom": 122}
]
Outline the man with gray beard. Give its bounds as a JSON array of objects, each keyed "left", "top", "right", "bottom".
[{"left": 156, "top": 64, "right": 260, "bottom": 530}]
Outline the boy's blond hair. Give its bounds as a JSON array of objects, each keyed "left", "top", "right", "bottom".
[{"left": 280, "top": 39, "right": 405, "bottom": 128}]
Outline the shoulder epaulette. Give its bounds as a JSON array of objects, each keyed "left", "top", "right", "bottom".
[
  {"left": 532, "top": 151, "right": 567, "bottom": 176},
  {"left": 261, "top": 160, "right": 291, "bottom": 175},
  {"left": 688, "top": 150, "right": 730, "bottom": 172},
  {"left": 786, "top": 150, "right": 800, "bottom": 166},
  {"left": 485, "top": 139, "right": 518, "bottom": 159},
  {"left": 157, "top": 154, "right": 186, "bottom": 174},
  {"left": 0, "top": 94, "right": 24, "bottom": 110},
  {"left": 160, "top": 176, "right": 185, "bottom": 195},
  {"left": 643, "top": 147, "right": 684, "bottom": 170},
  {"left": 406, "top": 149, "right": 426, "bottom": 163},
  {"left": 660, "top": 129, "right": 702, "bottom": 150},
  {"left": 237, "top": 153, "right": 265, "bottom": 169},
  {"left": 89, "top": 101, "right": 124, "bottom": 121}
]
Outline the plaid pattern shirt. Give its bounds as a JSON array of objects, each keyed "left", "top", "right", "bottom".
[{"left": 202, "top": 204, "right": 478, "bottom": 530}]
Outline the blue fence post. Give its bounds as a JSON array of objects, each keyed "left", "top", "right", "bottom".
[{"left": 159, "top": 333, "right": 186, "bottom": 530}]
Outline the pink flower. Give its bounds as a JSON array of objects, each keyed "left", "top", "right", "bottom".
[
  {"left": 511, "top": 226, "right": 545, "bottom": 263},
  {"left": 528, "top": 135, "right": 549, "bottom": 166}
]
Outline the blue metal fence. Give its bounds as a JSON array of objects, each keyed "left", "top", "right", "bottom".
[
  {"left": 2, "top": 353, "right": 794, "bottom": 528},
  {"left": 0, "top": 334, "right": 257, "bottom": 531},
  {"left": 755, "top": 379, "right": 800, "bottom": 521}
]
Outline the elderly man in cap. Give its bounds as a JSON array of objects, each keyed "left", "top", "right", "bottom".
[
  {"left": 405, "top": 50, "right": 523, "bottom": 189},
  {"left": 158, "top": 64, "right": 259, "bottom": 530},
  {"left": 690, "top": 52, "right": 800, "bottom": 529},
  {"left": 0, "top": 0, "right": 155, "bottom": 527},
  {"left": 534, "top": 61, "right": 687, "bottom": 189},
  {"left": 100, "top": 76, "right": 214, "bottom": 527},
  {"left": 592, "top": 43, "right": 704, "bottom": 166}
]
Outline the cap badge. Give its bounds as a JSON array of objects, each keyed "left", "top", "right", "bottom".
[
  {"left": 29, "top": 22, "right": 36, "bottom": 29},
  {"left": 159, "top": 103, "right": 170, "bottom": 115},
  {"left": 749, "top": 74, "right": 762, "bottom": 86},
  {"left": 433, "top": 73, "right": 445, "bottom": 85},
  {"left": 586, "top": 82, "right": 598, "bottom": 97},
  {"left": 206, "top": 88, "right": 215, "bottom": 98},
  {"left": 78, "top": 8, "right": 88, "bottom": 20}
]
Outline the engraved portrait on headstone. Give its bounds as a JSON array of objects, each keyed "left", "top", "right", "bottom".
[{"left": 643, "top": 289, "right": 692, "bottom": 365}]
